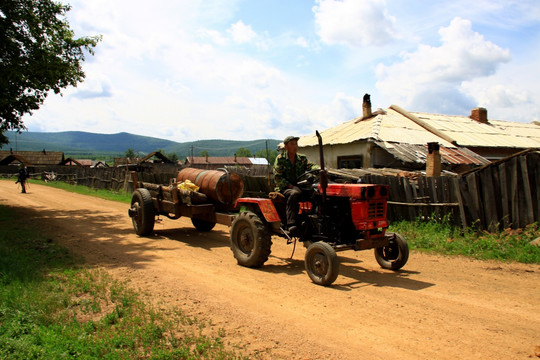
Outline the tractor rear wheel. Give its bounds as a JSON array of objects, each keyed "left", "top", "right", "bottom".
[
  {"left": 374, "top": 232, "right": 409, "bottom": 270},
  {"left": 130, "top": 188, "right": 155, "bottom": 236},
  {"left": 230, "top": 211, "right": 272, "bottom": 268},
  {"left": 191, "top": 218, "right": 216, "bottom": 232},
  {"left": 305, "top": 242, "right": 339, "bottom": 286}
]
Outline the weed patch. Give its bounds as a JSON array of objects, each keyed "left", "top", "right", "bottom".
[
  {"left": 0, "top": 205, "right": 245, "bottom": 359},
  {"left": 390, "top": 216, "right": 540, "bottom": 263}
]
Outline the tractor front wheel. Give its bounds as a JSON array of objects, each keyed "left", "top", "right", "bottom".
[
  {"left": 305, "top": 242, "right": 339, "bottom": 286},
  {"left": 129, "top": 188, "right": 155, "bottom": 236},
  {"left": 374, "top": 232, "right": 409, "bottom": 270},
  {"left": 230, "top": 211, "right": 272, "bottom": 268}
]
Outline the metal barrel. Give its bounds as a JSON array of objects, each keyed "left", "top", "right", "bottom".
[{"left": 176, "top": 168, "right": 244, "bottom": 204}]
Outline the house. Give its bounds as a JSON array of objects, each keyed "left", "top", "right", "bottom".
[
  {"left": 0, "top": 149, "right": 65, "bottom": 166},
  {"left": 296, "top": 95, "right": 540, "bottom": 174},
  {"left": 114, "top": 151, "right": 174, "bottom": 167},
  {"left": 60, "top": 159, "right": 109, "bottom": 167},
  {"left": 185, "top": 155, "right": 269, "bottom": 172}
]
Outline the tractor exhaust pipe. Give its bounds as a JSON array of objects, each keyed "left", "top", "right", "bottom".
[{"left": 316, "top": 130, "right": 328, "bottom": 201}]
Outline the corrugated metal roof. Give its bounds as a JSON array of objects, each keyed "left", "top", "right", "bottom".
[
  {"left": 298, "top": 106, "right": 540, "bottom": 150},
  {"left": 374, "top": 141, "right": 489, "bottom": 166},
  {"left": 186, "top": 157, "right": 262, "bottom": 165},
  {"left": 248, "top": 158, "right": 269, "bottom": 165},
  {"left": 298, "top": 107, "right": 457, "bottom": 148},
  {"left": 411, "top": 112, "right": 540, "bottom": 148}
]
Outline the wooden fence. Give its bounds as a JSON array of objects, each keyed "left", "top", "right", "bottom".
[
  {"left": 362, "top": 150, "right": 540, "bottom": 231},
  {"left": 2, "top": 150, "right": 538, "bottom": 232}
]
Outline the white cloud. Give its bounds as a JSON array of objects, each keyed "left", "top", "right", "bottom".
[
  {"left": 22, "top": 0, "right": 539, "bottom": 145},
  {"left": 376, "top": 17, "right": 511, "bottom": 114},
  {"left": 228, "top": 20, "right": 257, "bottom": 44},
  {"left": 313, "top": 0, "right": 398, "bottom": 47}
]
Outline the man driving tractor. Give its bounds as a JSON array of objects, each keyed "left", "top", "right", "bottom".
[{"left": 273, "top": 135, "right": 319, "bottom": 235}]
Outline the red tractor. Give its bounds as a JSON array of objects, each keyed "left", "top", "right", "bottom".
[
  {"left": 129, "top": 131, "right": 408, "bottom": 286},
  {"left": 230, "top": 131, "right": 409, "bottom": 286}
]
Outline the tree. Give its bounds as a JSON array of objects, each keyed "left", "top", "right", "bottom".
[
  {"left": 167, "top": 152, "right": 179, "bottom": 163},
  {"left": 255, "top": 149, "right": 278, "bottom": 165},
  {"left": 125, "top": 148, "right": 136, "bottom": 158},
  {"left": 235, "top": 147, "right": 252, "bottom": 157},
  {"left": 200, "top": 150, "right": 209, "bottom": 157},
  {"left": 0, "top": 0, "right": 101, "bottom": 145}
]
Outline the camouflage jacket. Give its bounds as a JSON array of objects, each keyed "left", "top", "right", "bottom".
[{"left": 273, "top": 152, "right": 318, "bottom": 192}]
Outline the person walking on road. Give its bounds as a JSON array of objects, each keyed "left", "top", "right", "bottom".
[{"left": 16, "top": 164, "right": 30, "bottom": 193}]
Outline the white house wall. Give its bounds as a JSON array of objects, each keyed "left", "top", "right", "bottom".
[{"left": 299, "top": 142, "right": 372, "bottom": 168}]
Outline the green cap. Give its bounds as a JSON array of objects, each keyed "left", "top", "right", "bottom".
[{"left": 283, "top": 136, "right": 299, "bottom": 144}]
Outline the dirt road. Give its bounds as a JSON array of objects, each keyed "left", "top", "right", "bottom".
[{"left": 1, "top": 181, "right": 539, "bottom": 359}]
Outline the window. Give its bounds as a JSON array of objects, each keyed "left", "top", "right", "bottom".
[{"left": 337, "top": 156, "right": 363, "bottom": 169}]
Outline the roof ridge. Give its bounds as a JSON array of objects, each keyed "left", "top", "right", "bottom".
[{"left": 369, "top": 116, "right": 382, "bottom": 140}]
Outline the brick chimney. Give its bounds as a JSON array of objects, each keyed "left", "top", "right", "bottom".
[
  {"left": 426, "top": 142, "right": 441, "bottom": 177},
  {"left": 362, "top": 93, "right": 372, "bottom": 119},
  {"left": 470, "top": 107, "right": 488, "bottom": 124}
]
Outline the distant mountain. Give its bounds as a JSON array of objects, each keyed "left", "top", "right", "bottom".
[{"left": 4, "top": 131, "right": 280, "bottom": 158}]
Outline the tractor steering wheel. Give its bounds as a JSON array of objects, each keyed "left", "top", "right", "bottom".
[{"left": 296, "top": 168, "right": 320, "bottom": 188}]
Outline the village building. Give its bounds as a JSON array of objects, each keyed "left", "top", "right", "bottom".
[
  {"left": 296, "top": 95, "right": 540, "bottom": 174},
  {"left": 0, "top": 149, "right": 65, "bottom": 166},
  {"left": 184, "top": 155, "right": 269, "bottom": 172}
]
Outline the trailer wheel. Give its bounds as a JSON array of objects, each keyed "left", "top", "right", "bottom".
[
  {"left": 230, "top": 211, "right": 272, "bottom": 268},
  {"left": 305, "top": 242, "right": 339, "bottom": 286},
  {"left": 374, "top": 232, "right": 409, "bottom": 270},
  {"left": 129, "top": 188, "right": 155, "bottom": 236},
  {"left": 191, "top": 218, "right": 216, "bottom": 232}
]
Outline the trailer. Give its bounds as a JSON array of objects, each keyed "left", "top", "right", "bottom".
[{"left": 128, "top": 168, "right": 241, "bottom": 235}]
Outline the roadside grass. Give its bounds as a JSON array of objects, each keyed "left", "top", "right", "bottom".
[
  {"left": 25, "top": 178, "right": 132, "bottom": 203},
  {"left": 390, "top": 215, "right": 540, "bottom": 264},
  {"left": 0, "top": 205, "right": 247, "bottom": 359}
]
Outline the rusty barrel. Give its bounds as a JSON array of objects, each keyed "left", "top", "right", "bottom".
[{"left": 176, "top": 168, "right": 244, "bottom": 204}]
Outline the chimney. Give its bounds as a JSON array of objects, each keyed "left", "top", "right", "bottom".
[
  {"left": 426, "top": 142, "right": 441, "bottom": 177},
  {"left": 362, "top": 93, "right": 372, "bottom": 119},
  {"left": 205, "top": 153, "right": 208, "bottom": 162},
  {"left": 470, "top": 107, "right": 488, "bottom": 124},
  {"left": 234, "top": 153, "right": 237, "bottom": 162}
]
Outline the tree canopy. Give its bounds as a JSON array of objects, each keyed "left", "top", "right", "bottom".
[
  {"left": 0, "top": 0, "right": 101, "bottom": 145},
  {"left": 235, "top": 147, "right": 252, "bottom": 157}
]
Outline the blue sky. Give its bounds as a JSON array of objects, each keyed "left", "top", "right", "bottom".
[{"left": 23, "top": 0, "right": 540, "bottom": 142}]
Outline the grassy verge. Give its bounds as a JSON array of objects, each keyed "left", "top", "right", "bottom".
[
  {"left": 0, "top": 205, "right": 246, "bottom": 359},
  {"left": 26, "top": 178, "right": 132, "bottom": 203},
  {"left": 390, "top": 216, "right": 540, "bottom": 263}
]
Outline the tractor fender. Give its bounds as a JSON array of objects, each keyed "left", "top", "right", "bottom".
[{"left": 235, "top": 198, "right": 281, "bottom": 223}]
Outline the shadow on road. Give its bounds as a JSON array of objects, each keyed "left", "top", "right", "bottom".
[{"left": 262, "top": 252, "right": 434, "bottom": 291}]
